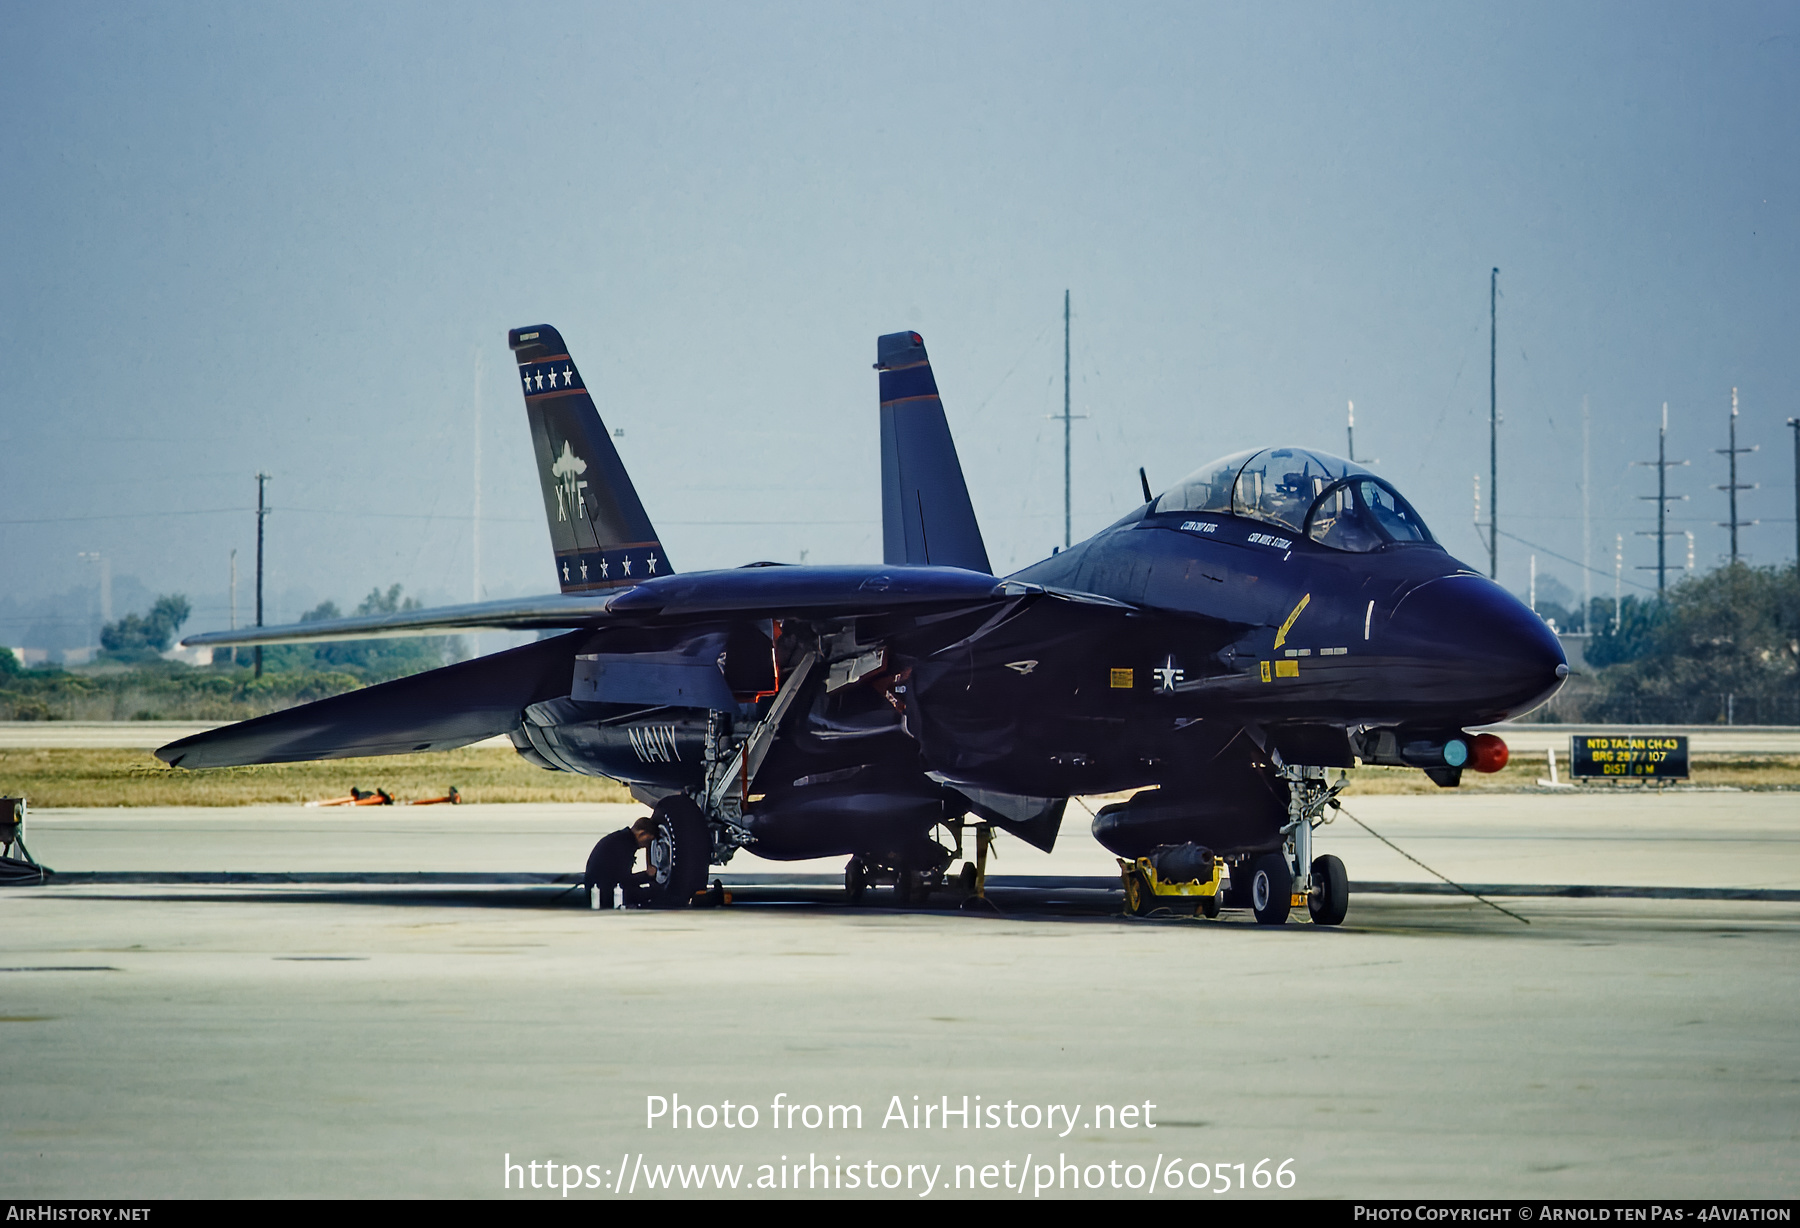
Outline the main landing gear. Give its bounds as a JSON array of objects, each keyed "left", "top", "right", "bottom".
[
  {"left": 644, "top": 795, "right": 710, "bottom": 908},
  {"left": 842, "top": 846, "right": 951, "bottom": 906},
  {"left": 844, "top": 825, "right": 985, "bottom": 908}
]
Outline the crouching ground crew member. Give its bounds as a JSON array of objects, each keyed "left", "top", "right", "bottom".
[{"left": 584, "top": 814, "right": 658, "bottom": 908}]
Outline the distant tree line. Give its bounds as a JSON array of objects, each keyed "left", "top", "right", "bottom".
[
  {"left": 99, "top": 595, "right": 192, "bottom": 658},
  {"left": 1538, "top": 562, "right": 1799, "bottom": 724},
  {"left": 260, "top": 584, "right": 463, "bottom": 681},
  {"left": 1, "top": 584, "right": 461, "bottom": 719}
]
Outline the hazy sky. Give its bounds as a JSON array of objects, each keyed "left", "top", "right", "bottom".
[{"left": 3, "top": 2, "right": 1796, "bottom": 638}]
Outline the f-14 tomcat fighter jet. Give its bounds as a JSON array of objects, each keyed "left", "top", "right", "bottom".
[{"left": 162, "top": 326, "right": 1566, "bottom": 925}]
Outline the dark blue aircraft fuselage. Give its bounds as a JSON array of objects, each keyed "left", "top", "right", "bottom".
[{"left": 900, "top": 497, "right": 1564, "bottom": 802}]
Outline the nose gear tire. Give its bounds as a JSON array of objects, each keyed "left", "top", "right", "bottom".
[{"left": 1308, "top": 853, "right": 1349, "bottom": 926}]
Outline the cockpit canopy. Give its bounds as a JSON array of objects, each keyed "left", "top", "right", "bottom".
[{"left": 1156, "top": 446, "right": 1436, "bottom": 552}]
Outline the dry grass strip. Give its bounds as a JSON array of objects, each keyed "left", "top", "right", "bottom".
[{"left": 0, "top": 746, "right": 633, "bottom": 808}]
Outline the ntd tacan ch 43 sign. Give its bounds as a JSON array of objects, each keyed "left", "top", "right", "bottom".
[{"left": 1569, "top": 734, "right": 1689, "bottom": 779}]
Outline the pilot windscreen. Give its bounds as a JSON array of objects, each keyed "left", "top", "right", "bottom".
[
  {"left": 1306, "top": 478, "right": 1436, "bottom": 551},
  {"left": 1233, "top": 448, "right": 1342, "bottom": 532},
  {"left": 1364, "top": 481, "right": 1431, "bottom": 542}
]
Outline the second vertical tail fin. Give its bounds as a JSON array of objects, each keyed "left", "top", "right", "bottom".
[{"left": 875, "top": 331, "right": 991, "bottom": 574}]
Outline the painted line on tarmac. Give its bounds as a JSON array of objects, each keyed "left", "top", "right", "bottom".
[{"left": 11, "top": 871, "right": 1800, "bottom": 901}]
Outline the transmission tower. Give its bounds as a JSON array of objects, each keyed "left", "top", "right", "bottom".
[
  {"left": 1632, "top": 404, "right": 1688, "bottom": 593},
  {"left": 1715, "top": 387, "right": 1758, "bottom": 564}
]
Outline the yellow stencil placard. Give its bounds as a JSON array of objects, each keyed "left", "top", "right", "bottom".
[
  {"left": 1259, "top": 661, "right": 1272, "bottom": 683},
  {"left": 1110, "top": 668, "right": 1134, "bottom": 689},
  {"left": 1272, "top": 593, "right": 1312, "bottom": 650},
  {"left": 1275, "top": 659, "right": 1300, "bottom": 678}
]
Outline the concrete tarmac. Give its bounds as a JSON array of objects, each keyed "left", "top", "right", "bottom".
[
  {"left": 18, "top": 790, "right": 1800, "bottom": 890},
  {"left": 2, "top": 793, "right": 1797, "bottom": 1200}
]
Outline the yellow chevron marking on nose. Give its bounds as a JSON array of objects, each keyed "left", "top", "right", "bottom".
[{"left": 1273, "top": 593, "right": 1312, "bottom": 650}]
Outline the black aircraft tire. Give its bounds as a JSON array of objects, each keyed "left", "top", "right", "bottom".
[
  {"left": 844, "top": 856, "right": 868, "bottom": 905},
  {"left": 1250, "top": 853, "right": 1292, "bottom": 926},
  {"left": 1309, "top": 854, "right": 1349, "bottom": 926},
  {"left": 1223, "top": 862, "right": 1255, "bottom": 909},
  {"left": 647, "top": 795, "right": 710, "bottom": 908}
]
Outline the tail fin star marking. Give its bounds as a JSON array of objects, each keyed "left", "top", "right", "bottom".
[{"left": 509, "top": 325, "right": 673, "bottom": 594}]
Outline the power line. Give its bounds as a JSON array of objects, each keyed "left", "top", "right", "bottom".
[
  {"left": 1495, "top": 529, "right": 1656, "bottom": 594},
  {"left": 0, "top": 508, "right": 247, "bottom": 526}
]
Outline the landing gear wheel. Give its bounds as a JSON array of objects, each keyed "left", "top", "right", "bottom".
[
  {"left": 645, "top": 795, "right": 709, "bottom": 908},
  {"left": 1250, "top": 853, "right": 1292, "bottom": 926},
  {"left": 1199, "top": 890, "right": 1221, "bottom": 919},
  {"left": 1223, "top": 861, "right": 1255, "bottom": 910},
  {"left": 1308, "top": 853, "right": 1349, "bottom": 926},
  {"left": 1123, "top": 870, "right": 1148, "bottom": 916},
  {"left": 844, "top": 856, "right": 868, "bottom": 906},
  {"left": 893, "top": 867, "right": 914, "bottom": 905}
]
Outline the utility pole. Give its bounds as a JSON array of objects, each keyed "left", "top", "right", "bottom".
[
  {"left": 254, "top": 473, "right": 270, "bottom": 678},
  {"left": 77, "top": 552, "right": 110, "bottom": 649},
  {"left": 1788, "top": 415, "right": 1800, "bottom": 568},
  {"left": 472, "top": 347, "right": 484, "bottom": 659},
  {"left": 1634, "top": 404, "right": 1688, "bottom": 594},
  {"left": 1347, "top": 400, "right": 1356, "bottom": 463},
  {"left": 1048, "top": 291, "right": 1085, "bottom": 551},
  {"left": 1063, "top": 290, "right": 1072, "bottom": 550},
  {"left": 1581, "top": 396, "right": 1591, "bottom": 630},
  {"left": 473, "top": 347, "right": 483, "bottom": 605},
  {"left": 1489, "top": 267, "right": 1498, "bottom": 580},
  {"left": 229, "top": 548, "right": 238, "bottom": 668},
  {"left": 1620, "top": 529, "right": 1634, "bottom": 630},
  {"left": 1715, "top": 387, "right": 1757, "bottom": 565}
]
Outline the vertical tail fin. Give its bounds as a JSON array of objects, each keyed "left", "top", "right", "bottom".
[
  {"left": 875, "top": 331, "right": 991, "bottom": 574},
  {"left": 509, "top": 325, "right": 671, "bottom": 593}
]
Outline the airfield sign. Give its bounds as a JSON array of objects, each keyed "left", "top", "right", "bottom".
[{"left": 1568, "top": 734, "right": 1689, "bottom": 780}]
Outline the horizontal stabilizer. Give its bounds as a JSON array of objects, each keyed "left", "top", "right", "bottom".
[
  {"left": 179, "top": 568, "right": 1122, "bottom": 651},
  {"left": 156, "top": 635, "right": 581, "bottom": 768},
  {"left": 604, "top": 563, "right": 1002, "bottom": 617},
  {"left": 181, "top": 593, "right": 606, "bottom": 647},
  {"left": 877, "top": 331, "right": 991, "bottom": 574}
]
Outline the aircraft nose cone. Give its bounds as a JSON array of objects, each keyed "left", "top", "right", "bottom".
[{"left": 1388, "top": 574, "right": 1567, "bottom": 720}]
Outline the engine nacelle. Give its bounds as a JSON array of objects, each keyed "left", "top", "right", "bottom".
[
  {"left": 514, "top": 698, "right": 710, "bottom": 788},
  {"left": 1091, "top": 773, "right": 1288, "bottom": 861},
  {"left": 743, "top": 778, "right": 946, "bottom": 861}
]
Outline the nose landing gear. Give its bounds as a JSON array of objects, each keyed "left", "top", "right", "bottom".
[
  {"left": 1308, "top": 852, "right": 1349, "bottom": 925},
  {"left": 1246, "top": 763, "right": 1352, "bottom": 927}
]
